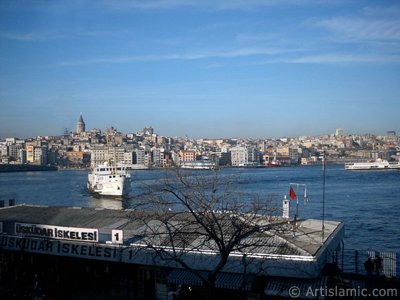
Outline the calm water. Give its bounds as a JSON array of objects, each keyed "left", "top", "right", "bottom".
[{"left": 1, "top": 165, "right": 399, "bottom": 269}]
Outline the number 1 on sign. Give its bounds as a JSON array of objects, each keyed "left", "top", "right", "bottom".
[{"left": 111, "top": 230, "right": 123, "bottom": 244}]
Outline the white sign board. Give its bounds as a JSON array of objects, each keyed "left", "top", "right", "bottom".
[
  {"left": 111, "top": 230, "right": 123, "bottom": 244},
  {"left": 15, "top": 222, "right": 98, "bottom": 242}
]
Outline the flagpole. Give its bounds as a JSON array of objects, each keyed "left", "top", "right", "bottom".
[
  {"left": 289, "top": 183, "right": 308, "bottom": 221},
  {"left": 296, "top": 184, "right": 299, "bottom": 221}
]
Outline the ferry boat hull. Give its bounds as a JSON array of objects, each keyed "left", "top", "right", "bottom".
[
  {"left": 345, "top": 160, "right": 400, "bottom": 170},
  {"left": 87, "top": 176, "right": 131, "bottom": 196},
  {"left": 87, "top": 164, "right": 131, "bottom": 197},
  {"left": 180, "top": 160, "right": 217, "bottom": 170}
]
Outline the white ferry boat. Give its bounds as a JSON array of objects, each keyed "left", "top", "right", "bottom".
[
  {"left": 87, "top": 163, "right": 131, "bottom": 196},
  {"left": 345, "top": 159, "right": 400, "bottom": 170},
  {"left": 180, "top": 160, "right": 218, "bottom": 170}
]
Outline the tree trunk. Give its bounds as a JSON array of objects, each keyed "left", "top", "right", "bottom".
[{"left": 205, "top": 275, "right": 216, "bottom": 300}]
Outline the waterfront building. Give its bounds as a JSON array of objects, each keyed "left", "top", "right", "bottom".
[
  {"left": 134, "top": 148, "right": 146, "bottom": 165},
  {"left": 76, "top": 113, "right": 86, "bottom": 134},
  {"left": 0, "top": 143, "right": 7, "bottom": 156},
  {"left": 7, "top": 143, "right": 23, "bottom": 161},
  {"left": 161, "top": 152, "right": 173, "bottom": 167},
  {"left": 65, "top": 151, "right": 85, "bottom": 166},
  {"left": 275, "top": 146, "right": 299, "bottom": 165},
  {"left": 289, "top": 147, "right": 300, "bottom": 164},
  {"left": 179, "top": 150, "right": 196, "bottom": 162},
  {"left": 152, "top": 148, "right": 162, "bottom": 166},
  {"left": 19, "top": 148, "right": 27, "bottom": 164},
  {"left": 230, "top": 146, "right": 248, "bottom": 166},
  {"left": 123, "top": 151, "right": 135, "bottom": 165},
  {"left": 248, "top": 147, "right": 261, "bottom": 164},
  {"left": 0, "top": 205, "right": 344, "bottom": 299},
  {"left": 25, "top": 145, "right": 47, "bottom": 165},
  {"left": 36, "top": 147, "right": 47, "bottom": 165},
  {"left": 0, "top": 204, "right": 344, "bottom": 299},
  {"left": 45, "top": 149, "right": 57, "bottom": 165},
  {"left": 216, "top": 151, "right": 231, "bottom": 166},
  {"left": 171, "top": 151, "right": 180, "bottom": 165},
  {"left": 144, "top": 152, "right": 152, "bottom": 166},
  {"left": 230, "top": 146, "right": 260, "bottom": 166},
  {"left": 0, "top": 143, "right": 8, "bottom": 163}
]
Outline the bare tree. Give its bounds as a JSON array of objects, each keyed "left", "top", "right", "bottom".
[{"left": 133, "top": 169, "right": 288, "bottom": 299}]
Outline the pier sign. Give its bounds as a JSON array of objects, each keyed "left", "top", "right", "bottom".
[
  {"left": 112, "top": 229, "right": 123, "bottom": 244},
  {"left": 15, "top": 222, "right": 98, "bottom": 242},
  {"left": 0, "top": 236, "right": 118, "bottom": 262}
]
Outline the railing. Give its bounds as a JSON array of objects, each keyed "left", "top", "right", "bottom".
[
  {"left": 350, "top": 250, "right": 399, "bottom": 278},
  {"left": 0, "top": 199, "right": 16, "bottom": 208}
]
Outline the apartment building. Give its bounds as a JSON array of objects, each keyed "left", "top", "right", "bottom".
[{"left": 179, "top": 150, "right": 196, "bottom": 162}]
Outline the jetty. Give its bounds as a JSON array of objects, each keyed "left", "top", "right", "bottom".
[
  {"left": 0, "top": 204, "right": 399, "bottom": 298},
  {"left": 0, "top": 164, "right": 57, "bottom": 172}
]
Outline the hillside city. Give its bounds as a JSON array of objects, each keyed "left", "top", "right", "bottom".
[{"left": 1, "top": 114, "right": 399, "bottom": 169}]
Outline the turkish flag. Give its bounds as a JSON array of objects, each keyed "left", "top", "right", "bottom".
[{"left": 289, "top": 186, "right": 296, "bottom": 200}]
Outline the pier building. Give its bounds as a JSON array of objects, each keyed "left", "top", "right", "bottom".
[{"left": 0, "top": 204, "right": 344, "bottom": 299}]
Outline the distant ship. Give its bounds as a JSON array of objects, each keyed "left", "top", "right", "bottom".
[
  {"left": 266, "top": 160, "right": 282, "bottom": 167},
  {"left": 87, "top": 163, "right": 131, "bottom": 196},
  {"left": 345, "top": 159, "right": 400, "bottom": 170},
  {"left": 180, "top": 160, "right": 218, "bottom": 170}
]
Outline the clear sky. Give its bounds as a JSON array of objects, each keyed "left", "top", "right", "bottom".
[{"left": 1, "top": 1, "right": 399, "bottom": 139}]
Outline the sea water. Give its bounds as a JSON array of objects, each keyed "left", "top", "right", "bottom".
[{"left": 1, "top": 165, "right": 399, "bottom": 271}]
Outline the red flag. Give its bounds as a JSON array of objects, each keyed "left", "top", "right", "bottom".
[{"left": 289, "top": 186, "right": 296, "bottom": 200}]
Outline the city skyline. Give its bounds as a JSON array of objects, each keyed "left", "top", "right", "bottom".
[
  {"left": 0, "top": 112, "right": 396, "bottom": 140},
  {"left": 1, "top": 1, "right": 400, "bottom": 139}
]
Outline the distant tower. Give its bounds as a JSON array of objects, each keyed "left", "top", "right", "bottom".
[
  {"left": 143, "top": 126, "right": 154, "bottom": 135},
  {"left": 335, "top": 128, "right": 344, "bottom": 137},
  {"left": 76, "top": 113, "right": 86, "bottom": 134}
]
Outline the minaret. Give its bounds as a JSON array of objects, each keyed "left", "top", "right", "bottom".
[{"left": 76, "top": 113, "right": 86, "bottom": 134}]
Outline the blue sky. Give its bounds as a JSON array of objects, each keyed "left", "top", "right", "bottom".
[{"left": 1, "top": 0, "right": 400, "bottom": 139}]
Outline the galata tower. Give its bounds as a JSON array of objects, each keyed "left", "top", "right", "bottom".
[{"left": 76, "top": 113, "right": 86, "bottom": 134}]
